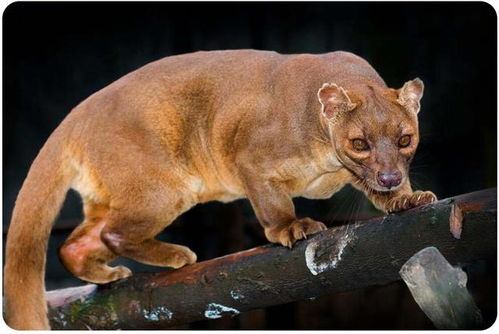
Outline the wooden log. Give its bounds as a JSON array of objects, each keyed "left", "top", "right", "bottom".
[
  {"left": 45, "top": 188, "right": 496, "bottom": 329},
  {"left": 399, "top": 246, "right": 483, "bottom": 329}
]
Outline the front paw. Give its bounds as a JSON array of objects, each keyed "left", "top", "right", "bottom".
[
  {"left": 386, "top": 190, "right": 437, "bottom": 213},
  {"left": 265, "top": 218, "right": 327, "bottom": 248}
]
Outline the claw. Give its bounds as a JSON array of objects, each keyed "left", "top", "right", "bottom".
[{"left": 302, "top": 231, "right": 307, "bottom": 240}]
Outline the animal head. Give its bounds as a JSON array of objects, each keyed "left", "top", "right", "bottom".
[{"left": 318, "top": 78, "right": 424, "bottom": 192}]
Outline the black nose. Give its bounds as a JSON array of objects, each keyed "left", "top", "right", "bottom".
[{"left": 377, "top": 170, "right": 402, "bottom": 189}]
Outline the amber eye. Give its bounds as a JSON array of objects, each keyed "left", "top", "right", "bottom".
[
  {"left": 352, "top": 139, "right": 370, "bottom": 152},
  {"left": 398, "top": 135, "right": 411, "bottom": 148}
]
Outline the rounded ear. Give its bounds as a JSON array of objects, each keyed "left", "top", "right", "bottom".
[
  {"left": 397, "top": 78, "right": 424, "bottom": 114},
  {"left": 317, "top": 83, "right": 357, "bottom": 119}
]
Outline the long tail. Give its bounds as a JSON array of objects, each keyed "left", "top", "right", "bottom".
[{"left": 4, "top": 133, "right": 74, "bottom": 329}]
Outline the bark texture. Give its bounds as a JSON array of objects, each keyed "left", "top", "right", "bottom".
[{"left": 45, "top": 188, "right": 496, "bottom": 329}]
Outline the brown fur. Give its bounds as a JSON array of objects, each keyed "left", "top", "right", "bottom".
[{"left": 4, "top": 50, "right": 435, "bottom": 329}]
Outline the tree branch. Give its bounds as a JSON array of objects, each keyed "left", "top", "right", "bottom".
[
  {"left": 46, "top": 188, "right": 496, "bottom": 329},
  {"left": 400, "top": 246, "right": 483, "bottom": 329}
]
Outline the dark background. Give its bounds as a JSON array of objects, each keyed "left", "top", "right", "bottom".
[{"left": 2, "top": 1, "right": 497, "bottom": 329}]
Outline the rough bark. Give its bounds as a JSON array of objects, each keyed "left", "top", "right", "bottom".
[
  {"left": 400, "top": 246, "right": 483, "bottom": 329},
  {"left": 45, "top": 188, "right": 496, "bottom": 329}
]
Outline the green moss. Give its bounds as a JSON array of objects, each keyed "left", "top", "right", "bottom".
[{"left": 66, "top": 291, "right": 119, "bottom": 328}]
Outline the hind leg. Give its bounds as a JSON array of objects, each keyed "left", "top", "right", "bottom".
[
  {"left": 84, "top": 131, "right": 198, "bottom": 270},
  {"left": 98, "top": 171, "right": 198, "bottom": 267},
  {"left": 59, "top": 201, "right": 132, "bottom": 284},
  {"left": 100, "top": 187, "right": 198, "bottom": 268}
]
